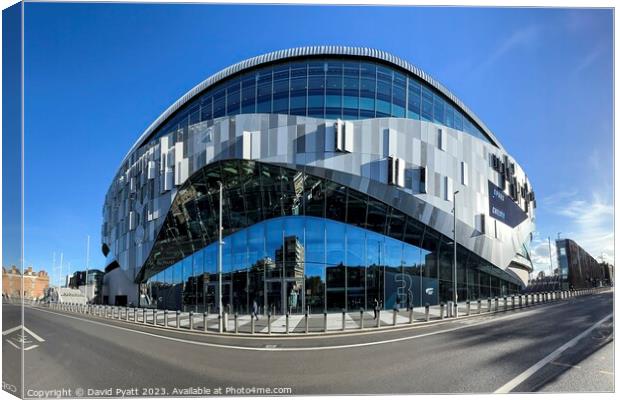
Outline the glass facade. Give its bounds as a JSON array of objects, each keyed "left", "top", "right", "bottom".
[
  {"left": 142, "top": 160, "right": 521, "bottom": 313},
  {"left": 141, "top": 58, "right": 495, "bottom": 149}
]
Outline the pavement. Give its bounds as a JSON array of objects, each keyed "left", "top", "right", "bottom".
[{"left": 1, "top": 290, "right": 614, "bottom": 397}]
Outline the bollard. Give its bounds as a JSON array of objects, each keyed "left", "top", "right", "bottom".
[
  {"left": 142, "top": 308, "right": 147, "bottom": 324},
  {"left": 494, "top": 297, "right": 499, "bottom": 312},
  {"left": 536, "top": 293, "right": 540, "bottom": 303},
  {"left": 286, "top": 313, "right": 290, "bottom": 334},
  {"left": 453, "top": 303, "right": 458, "bottom": 318},
  {"left": 152, "top": 309, "right": 157, "bottom": 325},
  {"left": 133, "top": 308, "right": 137, "bottom": 322},
  {"left": 323, "top": 312, "right": 328, "bottom": 332},
  {"left": 218, "top": 314, "right": 222, "bottom": 333},
  {"left": 305, "top": 312, "right": 309, "bottom": 334},
  {"left": 267, "top": 312, "right": 272, "bottom": 335},
  {"left": 511, "top": 296, "right": 515, "bottom": 310},
  {"left": 425, "top": 303, "right": 430, "bottom": 322},
  {"left": 477, "top": 299, "right": 482, "bottom": 314},
  {"left": 440, "top": 302, "right": 445, "bottom": 319},
  {"left": 518, "top": 295, "right": 522, "bottom": 308},
  {"left": 487, "top": 298, "right": 492, "bottom": 312},
  {"left": 189, "top": 311, "right": 195, "bottom": 330},
  {"left": 176, "top": 310, "right": 181, "bottom": 329},
  {"left": 125, "top": 307, "right": 129, "bottom": 320},
  {"left": 250, "top": 314, "right": 255, "bottom": 334},
  {"left": 466, "top": 300, "right": 471, "bottom": 316},
  {"left": 409, "top": 307, "right": 414, "bottom": 324},
  {"left": 360, "top": 308, "right": 365, "bottom": 329},
  {"left": 342, "top": 309, "right": 346, "bottom": 331},
  {"left": 393, "top": 308, "right": 398, "bottom": 326},
  {"left": 234, "top": 313, "right": 238, "bottom": 334},
  {"left": 503, "top": 296, "right": 508, "bottom": 311},
  {"left": 377, "top": 310, "right": 381, "bottom": 328}
]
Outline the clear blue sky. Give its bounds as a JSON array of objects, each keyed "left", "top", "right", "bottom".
[{"left": 17, "top": 4, "right": 613, "bottom": 285}]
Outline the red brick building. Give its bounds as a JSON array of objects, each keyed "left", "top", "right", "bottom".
[{"left": 2, "top": 266, "right": 50, "bottom": 300}]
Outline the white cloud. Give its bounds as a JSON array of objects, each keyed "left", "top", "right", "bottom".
[
  {"left": 532, "top": 191, "right": 614, "bottom": 272},
  {"left": 574, "top": 43, "right": 605, "bottom": 74},
  {"left": 473, "top": 25, "right": 541, "bottom": 75}
]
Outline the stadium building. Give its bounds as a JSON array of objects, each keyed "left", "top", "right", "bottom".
[{"left": 101, "top": 47, "right": 536, "bottom": 312}]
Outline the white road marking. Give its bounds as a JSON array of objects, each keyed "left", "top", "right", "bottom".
[
  {"left": 599, "top": 370, "right": 614, "bottom": 375},
  {"left": 28, "top": 304, "right": 599, "bottom": 353},
  {"left": 494, "top": 313, "right": 613, "bottom": 393},
  {"left": 2, "top": 325, "right": 45, "bottom": 342}
]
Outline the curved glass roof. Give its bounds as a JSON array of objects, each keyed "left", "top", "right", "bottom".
[{"left": 125, "top": 47, "right": 503, "bottom": 161}]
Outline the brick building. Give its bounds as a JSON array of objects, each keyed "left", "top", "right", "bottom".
[{"left": 2, "top": 266, "right": 50, "bottom": 300}]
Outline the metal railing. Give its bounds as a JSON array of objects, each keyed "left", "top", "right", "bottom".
[{"left": 41, "top": 286, "right": 610, "bottom": 336}]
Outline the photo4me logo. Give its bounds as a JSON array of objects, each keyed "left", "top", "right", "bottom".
[{"left": 3, "top": 381, "right": 17, "bottom": 393}]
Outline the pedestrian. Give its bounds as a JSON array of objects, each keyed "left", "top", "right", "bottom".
[
  {"left": 373, "top": 298, "right": 379, "bottom": 319},
  {"left": 252, "top": 299, "right": 259, "bottom": 320}
]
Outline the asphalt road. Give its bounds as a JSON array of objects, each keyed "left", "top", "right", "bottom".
[{"left": 2, "top": 291, "right": 614, "bottom": 397}]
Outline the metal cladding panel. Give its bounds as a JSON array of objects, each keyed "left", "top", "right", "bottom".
[
  {"left": 103, "top": 114, "right": 535, "bottom": 286},
  {"left": 120, "top": 46, "right": 504, "bottom": 166}
]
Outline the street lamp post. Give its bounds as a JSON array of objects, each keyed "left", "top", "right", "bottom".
[
  {"left": 453, "top": 190, "right": 459, "bottom": 315},
  {"left": 218, "top": 181, "right": 224, "bottom": 333}
]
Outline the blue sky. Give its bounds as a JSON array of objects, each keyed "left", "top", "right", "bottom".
[{"left": 15, "top": 4, "right": 613, "bottom": 285}]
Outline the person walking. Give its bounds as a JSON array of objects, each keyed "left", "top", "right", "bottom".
[
  {"left": 373, "top": 298, "right": 379, "bottom": 319},
  {"left": 252, "top": 299, "right": 259, "bottom": 320}
]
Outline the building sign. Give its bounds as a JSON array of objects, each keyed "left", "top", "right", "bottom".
[{"left": 488, "top": 181, "right": 527, "bottom": 228}]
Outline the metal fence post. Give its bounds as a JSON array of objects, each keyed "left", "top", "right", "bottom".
[
  {"left": 305, "top": 312, "right": 309, "bottom": 334},
  {"left": 267, "top": 312, "right": 272, "bottom": 335},
  {"left": 323, "top": 312, "right": 328, "bottom": 332},
  {"left": 360, "top": 308, "right": 365, "bottom": 329}
]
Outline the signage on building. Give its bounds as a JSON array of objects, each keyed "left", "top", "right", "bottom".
[{"left": 488, "top": 181, "right": 527, "bottom": 228}]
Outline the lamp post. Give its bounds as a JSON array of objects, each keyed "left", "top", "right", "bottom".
[
  {"left": 217, "top": 180, "right": 224, "bottom": 333},
  {"left": 453, "top": 190, "right": 460, "bottom": 312},
  {"left": 548, "top": 236, "right": 553, "bottom": 277}
]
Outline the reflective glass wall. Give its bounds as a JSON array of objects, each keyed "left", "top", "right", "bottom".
[
  {"left": 141, "top": 58, "right": 495, "bottom": 149},
  {"left": 146, "top": 216, "right": 520, "bottom": 314}
]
